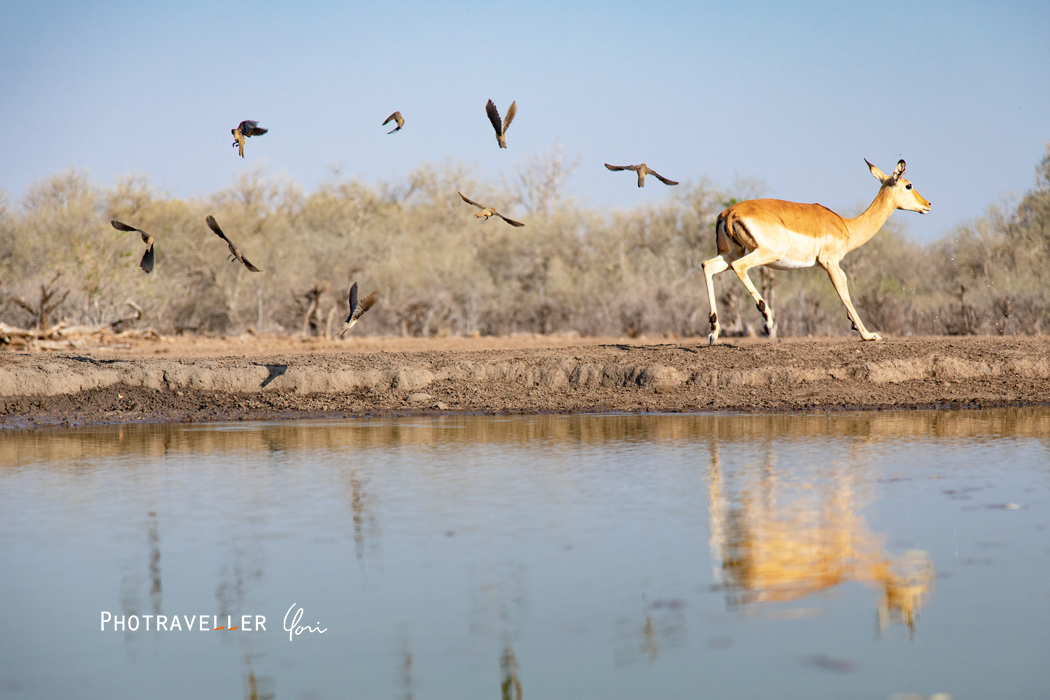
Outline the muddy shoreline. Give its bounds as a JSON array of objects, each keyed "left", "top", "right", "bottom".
[{"left": 1, "top": 336, "right": 1048, "bottom": 429}]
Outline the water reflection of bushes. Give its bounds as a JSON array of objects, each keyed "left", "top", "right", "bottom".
[{"left": 3, "top": 408, "right": 1049, "bottom": 468}]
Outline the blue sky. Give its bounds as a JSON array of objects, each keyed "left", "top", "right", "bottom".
[{"left": 1, "top": 0, "right": 1047, "bottom": 242}]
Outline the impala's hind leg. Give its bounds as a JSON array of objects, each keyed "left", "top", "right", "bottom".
[
  {"left": 702, "top": 255, "right": 730, "bottom": 344},
  {"left": 729, "top": 251, "right": 782, "bottom": 337}
]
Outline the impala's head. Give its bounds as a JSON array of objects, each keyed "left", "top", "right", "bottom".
[{"left": 866, "top": 159, "right": 931, "bottom": 214}]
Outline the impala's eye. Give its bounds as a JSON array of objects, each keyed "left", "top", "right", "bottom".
[{"left": 905, "top": 184, "right": 913, "bottom": 190}]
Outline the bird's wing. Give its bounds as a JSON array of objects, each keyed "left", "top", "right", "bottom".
[
  {"left": 485, "top": 100, "right": 503, "bottom": 136},
  {"left": 347, "top": 282, "right": 359, "bottom": 319},
  {"left": 382, "top": 112, "right": 398, "bottom": 126},
  {"left": 648, "top": 169, "right": 679, "bottom": 186},
  {"left": 206, "top": 215, "right": 231, "bottom": 243},
  {"left": 604, "top": 164, "right": 630, "bottom": 172},
  {"left": 246, "top": 126, "right": 267, "bottom": 136},
  {"left": 140, "top": 244, "right": 155, "bottom": 274},
  {"left": 237, "top": 121, "right": 257, "bottom": 132},
  {"left": 111, "top": 220, "right": 142, "bottom": 233},
  {"left": 353, "top": 291, "right": 379, "bottom": 321},
  {"left": 502, "top": 101, "right": 516, "bottom": 133},
  {"left": 239, "top": 253, "right": 262, "bottom": 272},
  {"left": 459, "top": 192, "right": 485, "bottom": 210},
  {"left": 497, "top": 213, "right": 525, "bottom": 227}
]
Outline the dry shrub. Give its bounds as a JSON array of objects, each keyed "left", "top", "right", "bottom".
[{"left": 3, "top": 146, "right": 1050, "bottom": 339}]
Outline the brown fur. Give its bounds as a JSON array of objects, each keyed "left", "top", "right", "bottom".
[
  {"left": 725, "top": 199, "right": 850, "bottom": 244},
  {"left": 702, "top": 160, "right": 931, "bottom": 345}
]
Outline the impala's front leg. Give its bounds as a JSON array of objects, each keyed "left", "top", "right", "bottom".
[
  {"left": 823, "top": 262, "right": 881, "bottom": 341},
  {"left": 702, "top": 255, "right": 730, "bottom": 344}
]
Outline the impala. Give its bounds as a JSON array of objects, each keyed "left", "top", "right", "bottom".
[{"left": 702, "top": 159, "right": 930, "bottom": 344}]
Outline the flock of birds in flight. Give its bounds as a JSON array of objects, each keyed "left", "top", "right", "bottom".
[{"left": 109, "top": 104, "right": 679, "bottom": 333}]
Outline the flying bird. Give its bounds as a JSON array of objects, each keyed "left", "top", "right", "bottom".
[
  {"left": 458, "top": 192, "right": 524, "bottom": 227},
  {"left": 382, "top": 111, "right": 404, "bottom": 134},
  {"left": 111, "top": 220, "right": 155, "bottom": 274},
  {"left": 338, "top": 282, "right": 378, "bottom": 336},
  {"left": 205, "top": 215, "right": 262, "bottom": 271},
  {"left": 231, "top": 120, "right": 268, "bottom": 158},
  {"left": 485, "top": 99, "right": 516, "bottom": 149},
  {"left": 604, "top": 163, "right": 679, "bottom": 188}
]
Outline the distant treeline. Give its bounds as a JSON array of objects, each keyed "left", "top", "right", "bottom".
[{"left": 2, "top": 145, "right": 1048, "bottom": 339}]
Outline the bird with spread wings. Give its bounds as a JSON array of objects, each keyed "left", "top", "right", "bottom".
[
  {"left": 382, "top": 111, "right": 404, "bottom": 134},
  {"left": 604, "top": 163, "right": 679, "bottom": 188},
  {"left": 485, "top": 99, "right": 516, "bottom": 149},
  {"left": 458, "top": 192, "right": 524, "bottom": 227},
  {"left": 338, "top": 282, "right": 379, "bottom": 336},
  {"left": 231, "top": 120, "right": 268, "bottom": 158},
  {"left": 111, "top": 220, "right": 155, "bottom": 274},
  {"left": 205, "top": 216, "right": 262, "bottom": 272}
]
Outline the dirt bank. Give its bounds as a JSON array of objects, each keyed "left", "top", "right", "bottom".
[{"left": 1, "top": 335, "right": 1048, "bottom": 428}]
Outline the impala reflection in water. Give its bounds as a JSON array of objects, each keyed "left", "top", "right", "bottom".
[
  {"left": 1, "top": 409, "right": 1048, "bottom": 700},
  {"left": 707, "top": 439, "right": 935, "bottom": 635}
]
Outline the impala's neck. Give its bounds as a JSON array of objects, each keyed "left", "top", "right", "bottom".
[{"left": 843, "top": 185, "right": 897, "bottom": 253}]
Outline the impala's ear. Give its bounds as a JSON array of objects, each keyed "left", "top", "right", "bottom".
[
  {"left": 866, "top": 159, "right": 888, "bottom": 182},
  {"left": 892, "top": 159, "right": 907, "bottom": 182}
]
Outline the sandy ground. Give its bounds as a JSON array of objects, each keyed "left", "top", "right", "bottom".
[{"left": 1, "top": 334, "right": 1048, "bottom": 428}]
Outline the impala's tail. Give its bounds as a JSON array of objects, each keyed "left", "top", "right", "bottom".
[
  {"left": 715, "top": 207, "right": 757, "bottom": 254},
  {"left": 715, "top": 211, "right": 730, "bottom": 254}
]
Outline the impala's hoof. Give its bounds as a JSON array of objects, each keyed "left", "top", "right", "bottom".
[
  {"left": 764, "top": 322, "right": 775, "bottom": 337},
  {"left": 708, "top": 333, "right": 717, "bottom": 346}
]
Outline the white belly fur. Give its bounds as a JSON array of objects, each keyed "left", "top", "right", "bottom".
[{"left": 768, "top": 256, "right": 816, "bottom": 270}]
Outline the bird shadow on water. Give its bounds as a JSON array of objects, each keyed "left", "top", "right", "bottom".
[{"left": 256, "top": 364, "right": 287, "bottom": 388}]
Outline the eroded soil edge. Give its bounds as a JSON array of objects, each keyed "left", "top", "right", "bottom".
[{"left": 2, "top": 336, "right": 1048, "bottom": 428}]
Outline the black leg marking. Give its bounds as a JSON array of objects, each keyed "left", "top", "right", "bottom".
[
  {"left": 709, "top": 312, "right": 718, "bottom": 329},
  {"left": 757, "top": 299, "right": 766, "bottom": 314}
]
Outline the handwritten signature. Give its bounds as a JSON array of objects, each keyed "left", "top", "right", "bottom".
[{"left": 283, "top": 603, "right": 327, "bottom": 642}]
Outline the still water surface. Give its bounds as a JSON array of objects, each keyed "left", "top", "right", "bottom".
[{"left": 1, "top": 410, "right": 1049, "bottom": 699}]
